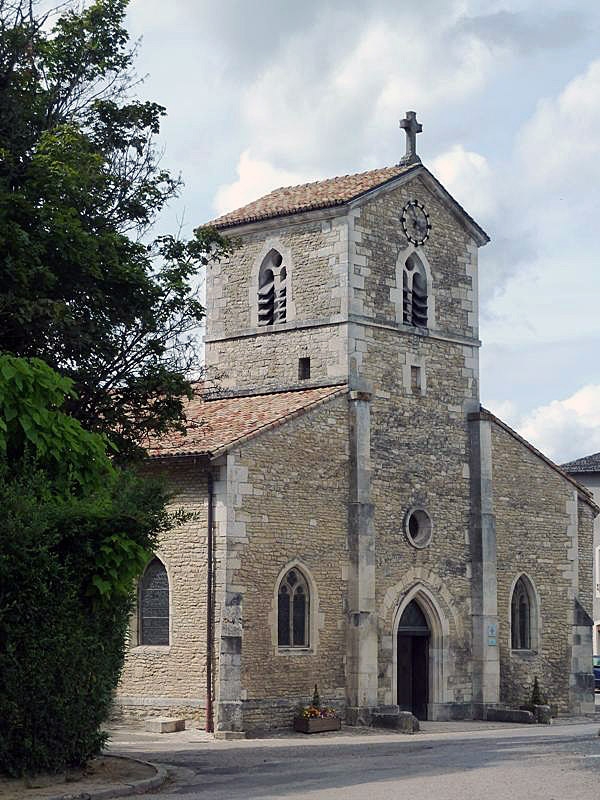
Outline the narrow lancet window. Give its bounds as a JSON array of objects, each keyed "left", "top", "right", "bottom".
[
  {"left": 139, "top": 557, "right": 170, "bottom": 646},
  {"left": 511, "top": 576, "right": 534, "bottom": 650},
  {"left": 403, "top": 254, "right": 428, "bottom": 328},
  {"left": 277, "top": 568, "right": 310, "bottom": 647},
  {"left": 258, "top": 250, "right": 287, "bottom": 325}
]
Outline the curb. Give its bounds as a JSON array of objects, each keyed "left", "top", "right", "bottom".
[{"left": 44, "top": 755, "right": 168, "bottom": 800}]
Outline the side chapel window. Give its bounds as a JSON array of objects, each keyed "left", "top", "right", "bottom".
[
  {"left": 511, "top": 576, "right": 534, "bottom": 650},
  {"left": 139, "top": 557, "right": 170, "bottom": 646},
  {"left": 258, "top": 249, "right": 287, "bottom": 325},
  {"left": 278, "top": 568, "right": 309, "bottom": 647},
  {"left": 403, "top": 253, "right": 428, "bottom": 328}
]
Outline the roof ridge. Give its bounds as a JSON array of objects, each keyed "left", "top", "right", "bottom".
[
  {"left": 561, "top": 451, "right": 600, "bottom": 472},
  {"left": 266, "top": 163, "right": 403, "bottom": 193},
  {"left": 202, "top": 380, "right": 346, "bottom": 402},
  {"left": 205, "top": 163, "right": 415, "bottom": 230}
]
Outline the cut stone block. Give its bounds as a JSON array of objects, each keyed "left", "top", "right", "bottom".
[
  {"left": 485, "top": 707, "right": 535, "bottom": 724},
  {"left": 144, "top": 717, "right": 186, "bottom": 733},
  {"left": 371, "top": 705, "right": 419, "bottom": 733},
  {"left": 214, "top": 730, "right": 246, "bottom": 740}
]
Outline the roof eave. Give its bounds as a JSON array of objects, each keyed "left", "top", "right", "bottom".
[{"left": 204, "top": 203, "right": 347, "bottom": 235}]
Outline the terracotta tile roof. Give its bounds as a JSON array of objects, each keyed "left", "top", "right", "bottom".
[
  {"left": 562, "top": 452, "right": 600, "bottom": 473},
  {"left": 207, "top": 164, "right": 417, "bottom": 229},
  {"left": 146, "top": 384, "right": 347, "bottom": 459}
]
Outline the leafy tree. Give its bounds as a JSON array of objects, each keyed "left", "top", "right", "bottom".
[
  {"left": 0, "top": 354, "right": 176, "bottom": 775},
  {"left": 0, "top": 0, "right": 231, "bottom": 459}
]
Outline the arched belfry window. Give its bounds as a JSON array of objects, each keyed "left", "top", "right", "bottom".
[
  {"left": 139, "top": 557, "right": 169, "bottom": 646},
  {"left": 511, "top": 575, "right": 536, "bottom": 650},
  {"left": 277, "top": 568, "right": 309, "bottom": 647},
  {"left": 403, "top": 253, "right": 428, "bottom": 327},
  {"left": 258, "top": 249, "right": 287, "bottom": 325}
]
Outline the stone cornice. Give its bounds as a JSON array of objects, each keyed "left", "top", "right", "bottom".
[{"left": 205, "top": 314, "right": 481, "bottom": 349}]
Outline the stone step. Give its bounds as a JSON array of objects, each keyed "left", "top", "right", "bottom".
[{"left": 144, "top": 717, "right": 186, "bottom": 733}]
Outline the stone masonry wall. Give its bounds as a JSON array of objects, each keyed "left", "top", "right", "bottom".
[
  {"left": 491, "top": 422, "right": 593, "bottom": 712},
  {"left": 346, "top": 178, "right": 481, "bottom": 716},
  {"left": 578, "top": 499, "right": 594, "bottom": 613},
  {"left": 348, "top": 176, "right": 478, "bottom": 339},
  {"left": 206, "top": 324, "right": 346, "bottom": 392},
  {"left": 205, "top": 216, "right": 348, "bottom": 391},
  {"left": 369, "top": 331, "right": 476, "bottom": 711},
  {"left": 115, "top": 461, "right": 209, "bottom": 724},
  {"left": 221, "top": 394, "right": 350, "bottom": 732}
]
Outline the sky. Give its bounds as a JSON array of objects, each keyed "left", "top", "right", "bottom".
[{"left": 125, "top": 0, "right": 600, "bottom": 464}]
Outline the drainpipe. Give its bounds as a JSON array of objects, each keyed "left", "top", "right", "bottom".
[{"left": 206, "top": 471, "right": 215, "bottom": 733}]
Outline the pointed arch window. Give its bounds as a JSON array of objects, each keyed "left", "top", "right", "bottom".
[
  {"left": 258, "top": 249, "right": 287, "bottom": 325},
  {"left": 403, "top": 253, "right": 428, "bottom": 328},
  {"left": 139, "top": 557, "right": 170, "bottom": 646},
  {"left": 511, "top": 575, "right": 536, "bottom": 651},
  {"left": 277, "top": 568, "right": 309, "bottom": 647}
]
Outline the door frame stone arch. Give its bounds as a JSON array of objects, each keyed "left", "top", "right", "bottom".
[{"left": 392, "top": 584, "right": 449, "bottom": 719}]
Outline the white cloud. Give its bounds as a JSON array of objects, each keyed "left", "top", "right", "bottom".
[
  {"left": 240, "top": 9, "right": 495, "bottom": 173},
  {"left": 489, "top": 385, "right": 600, "bottom": 463},
  {"left": 481, "top": 57, "right": 600, "bottom": 348},
  {"left": 518, "top": 59, "right": 600, "bottom": 189},
  {"left": 431, "top": 145, "right": 494, "bottom": 220},
  {"left": 213, "top": 150, "right": 318, "bottom": 216}
]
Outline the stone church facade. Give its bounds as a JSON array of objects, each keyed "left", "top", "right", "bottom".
[{"left": 115, "top": 120, "right": 596, "bottom": 734}]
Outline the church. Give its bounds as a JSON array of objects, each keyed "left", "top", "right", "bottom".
[{"left": 115, "top": 114, "right": 596, "bottom": 735}]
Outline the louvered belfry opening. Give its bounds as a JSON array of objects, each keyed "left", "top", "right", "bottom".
[
  {"left": 403, "top": 254, "right": 428, "bottom": 328},
  {"left": 258, "top": 249, "right": 287, "bottom": 325}
]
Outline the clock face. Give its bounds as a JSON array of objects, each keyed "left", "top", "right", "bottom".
[{"left": 401, "top": 200, "right": 431, "bottom": 245}]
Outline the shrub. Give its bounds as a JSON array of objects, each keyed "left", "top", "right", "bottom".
[
  {"left": 0, "top": 465, "right": 169, "bottom": 776},
  {"left": 312, "top": 684, "right": 321, "bottom": 709},
  {"left": 0, "top": 355, "right": 173, "bottom": 776},
  {"left": 530, "top": 676, "right": 545, "bottom": 706}
]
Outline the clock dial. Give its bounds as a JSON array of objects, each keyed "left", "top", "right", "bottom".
[{"left": 401, "top": 200, "right": 431, "bottom": 245}]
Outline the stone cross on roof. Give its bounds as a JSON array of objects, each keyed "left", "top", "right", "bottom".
[{"left": 399, "top": 111, "right": 422, "bottom": 166}]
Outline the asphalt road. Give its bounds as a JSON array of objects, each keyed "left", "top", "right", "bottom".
[{"left": 110, "top": 719, "right": 600, "bottom": 800}]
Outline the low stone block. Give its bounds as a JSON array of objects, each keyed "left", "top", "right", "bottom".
[
  {"left": 371, "top": 705, "right": 419, "bottom": 733},
  {"left": 214, "top": 730, "right": 246, "bottom": 740},
  {"left": 485, "top": 707, "right": 535, "bottom": 724},
  {"left": 144, "top": 717, "right": 186, "bottom": 733},
  {"left": 519, "top": 704, "right": 552, "bottom": 724}
]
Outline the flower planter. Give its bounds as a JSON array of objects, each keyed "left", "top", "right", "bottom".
[{"left": 294, "top": 716, "right": 341, "bottom": 734}]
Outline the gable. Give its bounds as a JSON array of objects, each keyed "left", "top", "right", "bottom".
[
  {"left": 476, "top": 407, "right": 599, "bottom": 512},
  {"left": 205, "top": 164, "right": 489, "bottom": 247}
]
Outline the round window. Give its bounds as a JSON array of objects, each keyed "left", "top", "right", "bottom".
[{"left": 404, "top": 507, "right": 433, "bottom": 549}]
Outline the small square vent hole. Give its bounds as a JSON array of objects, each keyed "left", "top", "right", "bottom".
[{"left": 298, "top": 357, "right": 311, "bottom": 380}]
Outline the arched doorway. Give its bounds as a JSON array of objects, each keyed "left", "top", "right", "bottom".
[{"left": 396, "top": 599, "right": 430, "bottom": 720}]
